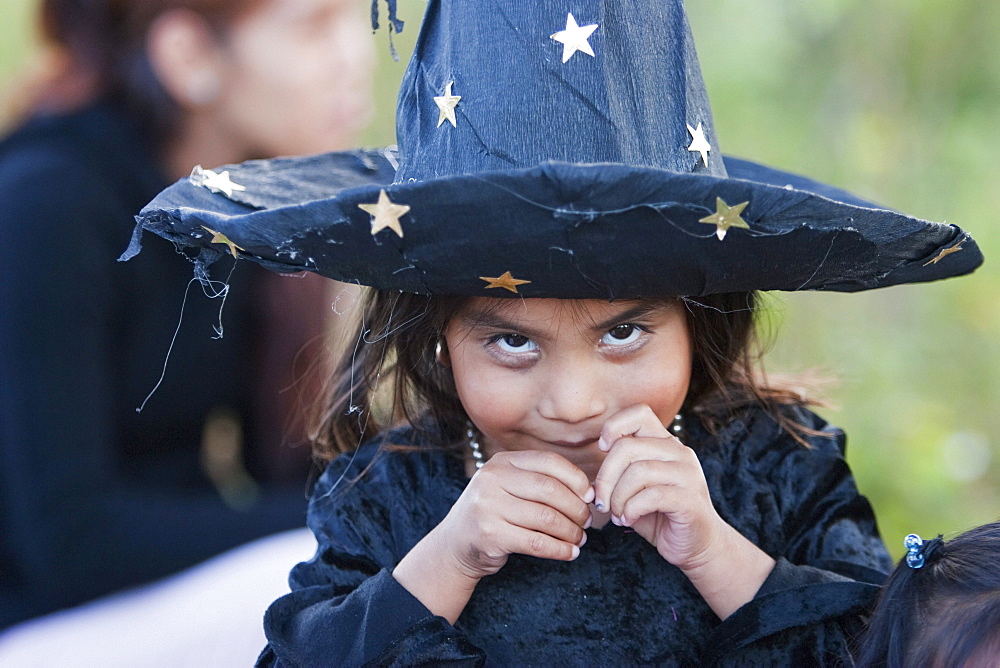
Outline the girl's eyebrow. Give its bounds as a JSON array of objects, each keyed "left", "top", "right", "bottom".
[
  {"left": 589, "top": 303, "right": 668, "bottom": 332},
  {"left": 456, "top": 302, "right": 669, "bottom": 336},
  {"left": 455, "top": 309, "right": 545, "bottom": 338}
]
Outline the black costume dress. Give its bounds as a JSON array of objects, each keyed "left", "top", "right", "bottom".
[
  {"left": 0, "top": 103, "right": 309, "bottom": 628},
  {"left": 259, "top": 406, "right": 891, "bottom": 666}
]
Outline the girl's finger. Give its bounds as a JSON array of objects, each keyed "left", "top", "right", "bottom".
[
  {"left": 497, "top": 449, "right": 595, "bottom": 504},
  {"left": 497, "top": 467, "right": 592, "bottom": 528},
  {"left": 619, "top": 484, "right": 692, "bottom": 528},
  {"left": 592, "top": 434, "right": 689, "bottom": 513},
  {"left": 606, "top": 458, "right": 695, "bottom": 520},
  {"left": 611, "top": 455, "right": 709, "bottom": 522},
  {"left": 501, "top": 496, "right": 588, "bottom": 548},
  {"left": 503, "top": 523, "right": 582, "bottom": 562},
  {"left": 598, "top": 404, "right": 670, "bottom": 452}
]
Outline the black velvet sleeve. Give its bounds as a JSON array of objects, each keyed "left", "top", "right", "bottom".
[
  {"left": 703, "top": 409, "right": 891, "bottom": 665},
  {"left": 262, "top": 570, "right": 481, "bottom": 667},
  {"left": 258, "top": 445, "right": 486, "bottom": 667}
]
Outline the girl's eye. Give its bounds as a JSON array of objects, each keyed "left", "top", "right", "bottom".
[
  {"left": 601, "top": 324, "right": 642, "bottom": 346},
  {"left": 495, "top": 334, "right": 538, "bottom": 354}
]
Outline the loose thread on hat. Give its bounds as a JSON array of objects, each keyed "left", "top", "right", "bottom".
[
  {"left": 680, "top": 296, "right": 755, "bottom": 317},
  {"left": 208, "top": 261, "right": 238, "bottom": 339},
  {"left": 386, "top": 23, "right": 399, "bottom": 62},
  {"left": 380, "top": 145, "right": 400, "bottom": 171},
  {"left": 792, "top": 234, "right": 838, "bottom": 292},
  {"left": 135, "top": 261, "right": 236, "bottom": 413},
  {"left": 315, "top": 293, "right": 408, "bottom": 500},
  {"left": 467, "top": 172, "right": 768, "bottom": 242},
  {"left": 370, "top": 0, "right": 404, "bottom": 61},
  {"left": 135, "top": 277, "right": 197, "bottom": 413},
  {"left": 316, "top": 330, "right": 368, "bottom": 500},
  {"left": 369, "top": 0, "right": 403, "bottom": 32},
  {"left": 330, "top": 283, "right": 361, "bottom": 316}
]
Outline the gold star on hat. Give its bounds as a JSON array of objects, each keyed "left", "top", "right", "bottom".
[
  {"left": 687, "top": 122, "right": 711, "bottom": 168},
  {"left": 923, "top": 238, "right": 965, "bottom": 266},
  {"left": 480, "top": 271, "right": 531, "bottom": 293},
  {"left": 358, "top": 189, "right": 410, "bottom": 238},
  {"left": 201, "top": 226, "right": 245, "bottom": 259},
  {"left": 434, "top": 81, "right": 461, "bottom": 128},
  {"left": 699, "top": 197, "right": 750, "bottom": 240},
  {"left": 197, "top": 167, "right": 247, "bottom": 198},
  {"left": 550, "top": 13, "right": 598, "bottom": 63}
]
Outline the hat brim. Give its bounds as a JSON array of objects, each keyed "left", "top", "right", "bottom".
[{"left": 130, "top": 150, "right": 981, "bottom": 298}]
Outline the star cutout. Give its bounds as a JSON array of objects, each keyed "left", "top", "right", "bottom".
[
  {"left": 358, "top": 189, "right": 410, "bottom": 238},
  {"left": 687, "top": 122, "right": 711, "bottom": 168},
  {"left": 480, "top": 271, "right": 531, "bottom": 293},
  {"left": 196, "top": 167, "right": 247, "bottom": 197},
  {"left": 201, "top": 226, "right": 244, "bottom": 259},
  {"left": 550, "top": 13, "right": 598, "bottom": 63},
  {"left": 699, "top": 197, "right": 750, "bottom": 240},
  {"left": 434, "top": 81, "right": 461, "bottom": 128},
  {"left": 923, "top": 239, "right": 965, "bottom": 266}
]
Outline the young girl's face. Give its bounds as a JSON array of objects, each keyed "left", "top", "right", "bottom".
[{"left": 444, "top": 298, "right": 693, "bottom": 480}]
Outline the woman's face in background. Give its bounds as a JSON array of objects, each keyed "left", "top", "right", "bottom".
[{"left": 211, "top": 0, "right": 374, "bottom": 158}]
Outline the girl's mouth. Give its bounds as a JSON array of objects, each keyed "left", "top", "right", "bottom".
[{"left": 544, "top": 438, "right": 598, "bottom": 449}]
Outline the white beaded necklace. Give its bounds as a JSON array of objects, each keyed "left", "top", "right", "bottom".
[{"left": 466, "top": 424, "right": 485, "bottom": 470}]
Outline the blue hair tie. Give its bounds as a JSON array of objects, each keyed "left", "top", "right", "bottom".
[
  {"left": 904, "top": 533, "right": 926, "bottom": 568},
  {"left": 903, "top": 533, "right": 944, "bottom": 569}
]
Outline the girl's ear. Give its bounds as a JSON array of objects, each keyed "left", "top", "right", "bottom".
[
  {"left": 435, "top": 339, "right": 451, "bottom": 367},
  {"left": 146, "top": 8, "right": 224, "bottom": 108}
]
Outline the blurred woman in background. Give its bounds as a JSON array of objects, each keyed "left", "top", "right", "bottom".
[{"left": 0, "top": 0, "right": 375, "bottom": 628}]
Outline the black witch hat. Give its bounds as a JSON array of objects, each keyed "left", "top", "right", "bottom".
[{"left": 123, "top": 0, "right": 982, "bottom": 298}]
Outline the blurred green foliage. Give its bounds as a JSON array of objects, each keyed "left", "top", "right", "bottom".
[{"left": 2, "top": 0, "right": 997, "bottom": 559}]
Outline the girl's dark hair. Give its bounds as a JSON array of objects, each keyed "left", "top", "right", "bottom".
[
  {"left": 857, "top": 521, "right": 1000, "bottom": 667},
  {"left": 34, "top": 0, "right": 257, "bottom": 145},
  {"left": 309, "top": 289, "right": 818, "bottom": 461}
]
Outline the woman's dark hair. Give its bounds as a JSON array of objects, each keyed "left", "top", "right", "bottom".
[
  {"left": 857, "top": 521, "right": 1000, "bottom": 667},
  {"left": 309, "top": 289, "right": 818, "bottom": 461},
  {"left": 35, "top": 0, "right": 257, "bottom": 145}
]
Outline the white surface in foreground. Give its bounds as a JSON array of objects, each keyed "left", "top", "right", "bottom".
[{"left": 0, "top": 527, "right": 316, "bottom": 667}]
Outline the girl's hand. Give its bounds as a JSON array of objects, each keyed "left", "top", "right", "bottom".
[
  {"left": 442, "top": 450, "right": 593, "bottom": 577},
  {"left": 593, "top": 404, "right": 775, "bottom": 619},
  {"left": 394, "top": 449, "right": 592, "bottom": 623},
  {"left": 593, "top": 404, "right": 724, "bottom": 569}
]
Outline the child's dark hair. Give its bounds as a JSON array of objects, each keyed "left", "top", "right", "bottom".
[
  {"left": 857, "top": 521, "right": 1000, "bottom": 667},
  {"left": 308, "top": 289, "right": 819, "bottom": 460}
]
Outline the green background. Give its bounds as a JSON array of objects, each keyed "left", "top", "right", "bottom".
[{"left": 3, "top": 1, "right": 998, "bottom": 558}]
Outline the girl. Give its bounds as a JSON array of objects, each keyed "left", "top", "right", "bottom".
[
  {"left": 128, "top": 0, "right": 982, "bottom": 663},
  {"left": 858, "top": 524, "right": 1000, "bottom": 667},
  {"left": 0, "top": 0, "right": 381, "bottom": 628}
]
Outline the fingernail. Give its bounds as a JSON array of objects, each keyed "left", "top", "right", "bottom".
[
  {"left": 598, "top": 436, "right": 608, "bottom": 451},
  {"left": 611, "top": 514, "right": 621, "bottom": 526},
  {"left": 584, "top": 513, "right": 593, "bottom": 529},
  {"left": 578, "top": 532, "right": 588, "bottom": 547},
  {"left": 583, "top": 486, "right": 595, "bottom": 504},
  {"left": 594, "top": 499, "right": 606, "bottom": 512},
  {"left": 571, "top": 545, "right": 580, "bottom": 560},
  {"left": 620, "top": 514, "right": 630, "bottom": 527}
]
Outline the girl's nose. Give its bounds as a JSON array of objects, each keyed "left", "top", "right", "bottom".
[{"left": 536, "top": 360, "right": 606, "bottom": 424}]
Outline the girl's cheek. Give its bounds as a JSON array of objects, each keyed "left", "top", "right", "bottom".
[
  {"left": 452, "top": 356, "right": 526, "bottom": 416},
  {"left": 618, "top": 367, "right": 690, "bottom": 424}
]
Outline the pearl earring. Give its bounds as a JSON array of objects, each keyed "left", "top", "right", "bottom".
[{"left": 434, "top": 339, "right": 448, "bottom": 365}]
